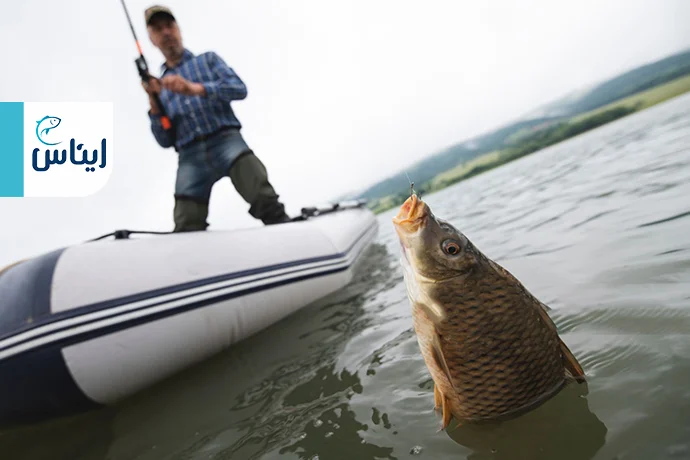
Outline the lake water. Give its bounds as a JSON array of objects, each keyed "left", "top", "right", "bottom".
[{"left": 2, "top": 92, "right": 690, "bottom": 460}]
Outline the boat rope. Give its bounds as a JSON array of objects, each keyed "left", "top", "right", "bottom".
[
  {"left": 85, "top": 199, "right": 369, "bottom": 242},
  {"left": 291, "top": 199, "right": 368, "bottom": 221},
  {"left": 86, "top": 229, "right": 174, "bottom": 241}
]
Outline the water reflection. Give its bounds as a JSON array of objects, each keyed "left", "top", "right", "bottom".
[
  {"left": 203, "top": 242, "right": 400, "bottom": 459},
  {"left": 446, "top": 381, "right": 607, "bottom": 460},
  {"left": 277, "top": 366, "right": 396, "bottom": 460},
  {"left": 0, "top": 407, "right": 115, "bottom": 460}
]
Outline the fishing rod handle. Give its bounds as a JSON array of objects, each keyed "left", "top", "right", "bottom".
[{"left": 152, "top": 92, "right": 172, "bottom": 130}]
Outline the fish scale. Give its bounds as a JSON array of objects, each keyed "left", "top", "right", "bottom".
[{"left": 394, "top": 193, "right": 586, "bottom": 428}]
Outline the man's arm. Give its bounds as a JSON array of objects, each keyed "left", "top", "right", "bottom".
[{"left": 200, "top": 52, "right": 248, "bottom": 102}]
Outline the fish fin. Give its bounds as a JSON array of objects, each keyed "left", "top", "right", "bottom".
[
  {"left": 487, "top": 258, "right": 587, "bottom": 382},
  {"left": 441, "top": 393, "right": 452, "bottom": 430},
  {"left": 431, "top": 329, "right": 457, "bottom": 393},
  {"left": 559, "top": 337, "right": 586, "bottom": 383},
  {"left": 534, "top": 300, "right": 561, "bottom": 335},
  {"left": 435, "top": 393, "right": 453, "bottom": 432},
  {"left": 433, "top": 382, "right": 442, "bottom": 410},
  {"left": 538, "top": 300, "right": 552, "bottom": 312},
  {"left": 430, "top": 330, "right": 458, "bottom": 431},
  {"left": 531, "top": 296, "right": 587, "bottom": 383}
]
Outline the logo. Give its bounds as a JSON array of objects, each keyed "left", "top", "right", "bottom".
[
  {"left": 0, "top": 102, "right": 113, "bottom": 197},
  {"left": 36, "top": 116, "right": 62, "bottom": 146}
]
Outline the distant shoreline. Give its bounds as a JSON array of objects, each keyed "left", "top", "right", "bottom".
[{"left": 368, "top": 74, "right": 690, "bottom": 215}]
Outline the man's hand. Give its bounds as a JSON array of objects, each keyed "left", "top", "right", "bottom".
[
  {"left": 142, "top": 77, "right": 163, "bottom": 114},
  {"left": 161, "top": 75, "right": 206, "bottom": 96},
  {"left": 142, "top": 77, "right": 162, "bottom": 95}
]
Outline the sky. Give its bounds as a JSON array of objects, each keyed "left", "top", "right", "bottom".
[{"left": 0, "top": 0, "right": 689, "bottom": 267}]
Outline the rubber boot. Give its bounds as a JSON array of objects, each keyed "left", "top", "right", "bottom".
[
  {"left": 229, "top": 151, "right": 291, "bottom": 225},
  {"left": 173, "top": 197, "right": 210, "bottom": 232}
]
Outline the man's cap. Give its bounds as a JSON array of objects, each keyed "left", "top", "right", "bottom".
[{"left": 145, "top": 5, "right": 175, "bottom": 25}]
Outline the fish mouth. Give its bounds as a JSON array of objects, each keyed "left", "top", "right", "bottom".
[{"left": 392, "top": 194, "right": 428, "bottom": 234}]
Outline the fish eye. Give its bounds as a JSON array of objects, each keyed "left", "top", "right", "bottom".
[{"left": 441, "top": 239, "right": 461, "bottom": 256}]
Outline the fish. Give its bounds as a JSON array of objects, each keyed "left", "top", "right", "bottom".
[
  {"left": 391, "top": 193, "right": 586, "bottom": 430},
  {"left": 36, "top": 116, "right": 62, "bottom": 146}
]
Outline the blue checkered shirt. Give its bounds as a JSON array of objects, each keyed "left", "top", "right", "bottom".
[{"left": 148, "top": 48, "right": 247, "bottom": 150}]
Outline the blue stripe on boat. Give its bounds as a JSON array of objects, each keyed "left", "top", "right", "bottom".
[
  {"left": 0, "top": 223, "right": 374, "bottom": 348},
  {"left": 0, "top": 248, "right": 101, "bottom": 425},
  {"left": 0, "top": 223, "right": 375, "bottom": 355},
  {"left": 0, "top": 253, "right": 339, "bottom": 344},
  {"left": 0, "top": 248, "right": 64, "bottom": 337},
  {"left": 0, "top": 256, "right": 351, "bottom": 356},
  {"left": 8, "top": 264, "right": 350, "bottom": 363}
]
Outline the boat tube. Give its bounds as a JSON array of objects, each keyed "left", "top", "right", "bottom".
[{"left": 0, "top": 200, "right": 378, "bottom": 426}]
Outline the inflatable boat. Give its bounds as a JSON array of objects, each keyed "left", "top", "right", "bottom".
[{"left": 0, "top": 200, "right": 377, "bottom": 426}]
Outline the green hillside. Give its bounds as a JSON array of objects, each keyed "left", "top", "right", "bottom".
[
  {"left": 367, "top": 73, "right": 690, "bottom": 214},
  {"left": 356, "top": 117, "right": 558, "bottom": 202},
  {"left": 356, "top": 48, "right": 690, "bottom": 212},
  {"left": 563, "top": 49, "right": 690, "bottom": 115}
]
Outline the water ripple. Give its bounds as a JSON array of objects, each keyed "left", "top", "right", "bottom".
[
  {"left": 569, "top": 209, "right": 617, "bottom": 229},
  {"left": 638, "top": 210, "right": 690, "bottom": 228}
]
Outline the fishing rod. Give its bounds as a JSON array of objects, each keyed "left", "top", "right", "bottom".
[{"left": 119, "top": 0, "right": 173, "bottom": 132}]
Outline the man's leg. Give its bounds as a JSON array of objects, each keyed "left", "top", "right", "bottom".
[
  {"left": 173, "top": 144, "right": 218, "bottom": 232},
  {"left": 173, "top": 197, "right": 209, "bottom": 232},
  {"left": 228, "top": 151, "right": 291, "bottom": 225}
]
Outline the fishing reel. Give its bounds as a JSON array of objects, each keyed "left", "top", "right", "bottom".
[{"left": 135, "top": 55, "right": 152, "bottom": 82}]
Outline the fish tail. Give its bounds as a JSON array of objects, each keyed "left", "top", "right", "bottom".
[{"left": 560, "top": 337, "right": 586, "bottom": 383}]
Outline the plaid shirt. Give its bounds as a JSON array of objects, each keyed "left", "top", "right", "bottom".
[{"left": 148, "top": 48, "right": 247, "bottom": 150}]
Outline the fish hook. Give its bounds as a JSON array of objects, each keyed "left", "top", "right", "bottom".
[{"left": 405, "top": 171, "right": 416, "bottom": 197}]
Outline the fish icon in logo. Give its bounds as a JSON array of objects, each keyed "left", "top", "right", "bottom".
[{"left": 36, "top": 116, "right": 62, "bottom": 146}]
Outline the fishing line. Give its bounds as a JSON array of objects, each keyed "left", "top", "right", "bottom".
[{"left": 405, "top": 171, "right": 416, "bottom": 197}]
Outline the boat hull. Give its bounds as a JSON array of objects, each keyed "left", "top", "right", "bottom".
[{"left": 0, "top": 206, "right": 378, "bottom": 426}]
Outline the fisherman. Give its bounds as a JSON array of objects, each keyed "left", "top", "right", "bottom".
[{"left": 141, "top": 5, "right": 291, "bottom": 231}]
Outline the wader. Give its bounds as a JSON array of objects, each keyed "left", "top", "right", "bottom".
[{"left": 172, "top": 128, "right": 290, "bottom": 232}]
